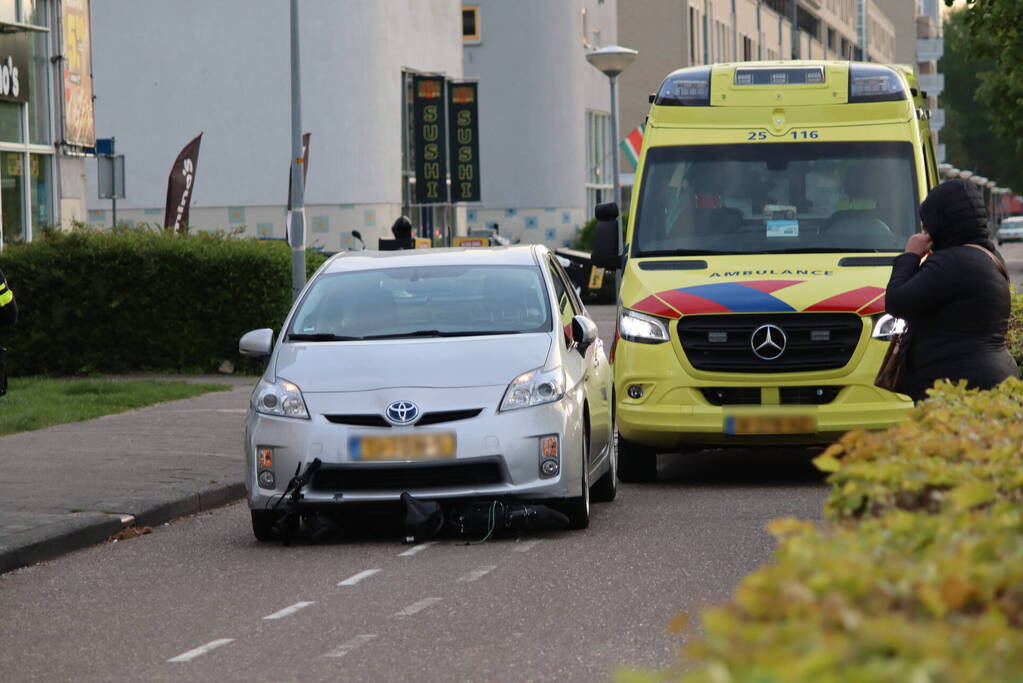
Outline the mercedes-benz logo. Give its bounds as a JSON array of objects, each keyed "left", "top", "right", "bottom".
[
  {"left": 385, "top": 400, "right": 420, "bottom": 425},
  {"left": 750, "top": 324, "right": 787, "bottom": 360}
]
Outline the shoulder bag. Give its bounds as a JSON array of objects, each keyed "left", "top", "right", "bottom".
[
  {"left": 874, "top": 332, "right": 906, "bottom": 393},
  {"left": 963, "top": 243, "right": 1010, "bottom": 281}
]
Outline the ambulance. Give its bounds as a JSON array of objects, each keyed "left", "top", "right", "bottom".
[{"left": 590, "top": 61, "right": 938, "bottom": 481}]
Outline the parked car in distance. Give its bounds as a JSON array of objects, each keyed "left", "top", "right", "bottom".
[
  {"left": 997, "top": 216, "right": 1023, "bottom": 245},
  {"left": 239, "top": 245, "right": 615, "bottom": 541}
]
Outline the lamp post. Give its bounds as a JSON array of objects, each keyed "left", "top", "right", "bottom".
[
  {"left": 586, "top": 45, "right": 637, "bottom": 295},
  {"left": 289, "top": 0, "right": 306, "bottom": 300}
]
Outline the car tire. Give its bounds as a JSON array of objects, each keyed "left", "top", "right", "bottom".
[
  {"left": 561, "top": 432, "right": 591, "bottom": 529},
  {"left": 616, "top": 432, "right": 658, "bottom": 483},
  {"left": 251, "top": 510, "right": 277, "bottom": 542},
  {"left": 590, "top": 427, "right": 618, "bottom": 503}
]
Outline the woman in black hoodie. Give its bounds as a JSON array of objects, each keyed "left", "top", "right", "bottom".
[{"left": 885, "top": 178, "right": 1018, "bottom": 402}]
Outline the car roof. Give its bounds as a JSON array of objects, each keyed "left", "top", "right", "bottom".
[
  {"left": 1003, "top": 216, "right": 1023, "bottom": 224},
  {"left": 319, "top": 245, "right": 546, "bottom": 274}
]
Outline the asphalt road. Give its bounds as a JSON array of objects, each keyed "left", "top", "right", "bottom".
[
  {"left": 1002, "top": 241, "right": 1023, "bottom": 289},
  {"left": 0, "top": 305, "right": 830, "bottom": 682}
]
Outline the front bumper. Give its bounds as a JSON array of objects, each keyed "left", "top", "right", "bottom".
[
  {"left": 243, "top": 384, "right": 585, "bottom": 508},
  {"left": 614, "top": 332, "right": 912, "bottom": 448}
]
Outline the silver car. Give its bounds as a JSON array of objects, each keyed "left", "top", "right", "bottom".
[
  {"left": 997, "top": 216, "right": 1023, "bottom": 245},
  {"left": 239, "top": 245, "right": 615, "bottom": 541}
]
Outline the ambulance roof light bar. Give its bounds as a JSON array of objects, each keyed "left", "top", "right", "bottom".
[
  {"left": 848, "top": 64, "right": 908, "bottom": 103},
  {"left": 654, "top": 66, "right": 711, "bottom": 106}
]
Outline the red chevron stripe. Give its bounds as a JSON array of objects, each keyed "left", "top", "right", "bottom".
[
  {"left": 630, "top": 295, "right": 681, "bottom": 319},
  {"left": 658, "top": 289, "right": 731, "bottom": 314},
  {"left": 859, "top": 294, "right": 886, "bottom": 316},
  {"left": 805, "top": 286, "right": 885, "bottom": 312}
]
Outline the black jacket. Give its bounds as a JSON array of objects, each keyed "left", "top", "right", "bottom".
[
  {"left": 0, "top": 268, "right": 15, "bottom": 327},
  {"left": 886, "top": 178, "right": 1019, "bottom": 401}
]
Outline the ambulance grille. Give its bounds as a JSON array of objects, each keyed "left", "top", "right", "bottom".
[{"left": 677, "top": 314, "right": 863, "bottom": 373}]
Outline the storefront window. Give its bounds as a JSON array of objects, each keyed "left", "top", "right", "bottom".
[
  {"left": 24, "top": 0, "right": 48, "bottom": 26},
  {"left": 30, "top": 153, "right": 50, "bottom": 227},
  {"left": 1, "top": 152, "right": 25, "bottom": 244},
  {"left": 0, "top": 0, "right": 16, "bottom": 24},
  {"left": 0, "top": 102, "right": 21, "bottom": 142}
]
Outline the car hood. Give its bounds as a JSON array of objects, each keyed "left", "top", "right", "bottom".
[
  {"left": 273, "top": 333, "right": 553, "bottom": 392},
  {"left": 622, "top": 253, "right": 894, "bottom": 318}
]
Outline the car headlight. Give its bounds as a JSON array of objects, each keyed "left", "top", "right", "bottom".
[
  {"left": 254, "top": 378, "right": 310, "bottom": 419},
  {"left": 499, "top": 367, "right": 565, "bottom": 412},
  {"left": 871, "top": 313, "right": 907, "bottom": 341},
  {"left": 619, "top": 308, "right": 670, "bottom": 344}
]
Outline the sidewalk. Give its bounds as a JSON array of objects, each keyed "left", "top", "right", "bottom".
[{"left": 0, "top": 376, "right": 257, "bottom": 573}]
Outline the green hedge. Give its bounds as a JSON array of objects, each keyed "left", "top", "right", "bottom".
[
  {"left": 656, "top": 378, "right": 1023, "bottom": 682},
  {"left": 0, "top": 226, "right": 326, "bottom": 375}
]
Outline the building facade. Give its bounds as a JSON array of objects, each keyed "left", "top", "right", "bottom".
[
  {"left": 0, "top": 0, "right": 93, "bottom": 250},
  {"left": 85, "top": 0, "right": 463, "bottom": 251}
]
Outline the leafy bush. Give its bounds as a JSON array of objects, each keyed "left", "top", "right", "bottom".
[
  {"left": 0, "top": 226, "right": 326, "bottom": 375},
  {"left": 1008, "top": 290, "right": 1023, "bottom": 367},
  {"left": 646, "top": 378, "right": 1023, "bottom": 682}
]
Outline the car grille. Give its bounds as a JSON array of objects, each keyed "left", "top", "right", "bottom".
[
  {"left": 699, "top": 386, "right": 843, "bottom": 406},
  {"left": 324, "top": 408, "right": 483, "bottom": 428},
  {"left": 309, "top": 460, "right": 504, "bottom": 491},
  {"left": 677, "top": 314, "right": 862, "bottom": 373}
]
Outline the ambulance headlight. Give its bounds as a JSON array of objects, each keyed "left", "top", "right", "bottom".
[
  {"left": 620, "top": 309, "right": 670, "bottom": 344},
  {"left": 871, "top": 314, "right": 907, "bottom": 341}
]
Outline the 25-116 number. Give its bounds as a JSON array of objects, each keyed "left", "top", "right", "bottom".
[{"left": 746, "top": 130, "right": 820, "bottom": 141}]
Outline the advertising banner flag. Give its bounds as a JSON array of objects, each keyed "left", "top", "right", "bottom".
[
  {"left": 163, "top": 133, "right": 203, "bottom": 232},
  {"left": 447, "top": 81, "right": 481, "bottom": 203},
  {"left": 412, "top": 74, "right": 447, "bottom": 205},
  {"left": 61, "top": 0, "right": 95, "bottom": 147},
  {"left": 620, "top": 124, "right": 645, "bottom": 170}
]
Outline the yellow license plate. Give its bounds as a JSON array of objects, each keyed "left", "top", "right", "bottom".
[
  {"left": 724, "top": 415, "right": 817, "bottom": 435},
  {"left": 349, "top": 433, "right": 456, "bottom": 461}
]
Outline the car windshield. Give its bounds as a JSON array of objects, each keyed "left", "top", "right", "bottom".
[
  {"left": 287, "top": 264, "right": 552, "bottom": 340},
  {"left": 632, "top": 142, "right": 919, "bottom": 256}
]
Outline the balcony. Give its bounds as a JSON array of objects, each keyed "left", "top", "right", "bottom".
[
  {"left": 930, "top": 108, "right": 945, "bottom": 132},
  {"left": 917, "top": 38, "right": 944, "bottom": 61},
  {"left": 917, "top": 73, "right": 945, "bottom": 97}
]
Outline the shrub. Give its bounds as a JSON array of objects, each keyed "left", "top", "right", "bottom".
[
  {"left": 652, "top": 378, "right": 1023, "bottom": 682},
  {"left": 1008, "top": 289, "right": 1023, "bottom": 367},
  {"left": 0, "top": 226, "right": 326, "bottom": 375}
]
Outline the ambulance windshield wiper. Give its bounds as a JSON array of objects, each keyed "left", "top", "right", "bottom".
[
  {"left": 761, "top": 247, "right": 888, "bottom": 254},
  {"left": 286, "top": 333, "right": 365, "bottom": 341},
  {"left": 639, "top": 249, "right": 739, "bottom": 256}
]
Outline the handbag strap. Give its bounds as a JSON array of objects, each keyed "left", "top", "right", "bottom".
[{"left": 964, "top": 243, "right": 1009, "bottom": 281}]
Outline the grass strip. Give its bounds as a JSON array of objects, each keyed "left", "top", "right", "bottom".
[{"left": 0, "top": 377, "right": 232, "bottom": 436}]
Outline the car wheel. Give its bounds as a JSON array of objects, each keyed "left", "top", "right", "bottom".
[
  {"left": 561, "top": 431, "right": 591, "bottom": 529},
  {"left": 616, "top": 432, "right": 658, "bottom": 483},
  {"left": 251, "top": 510, "right": 277, "bottom": 542},
  {"left": 591, "top": 426, "right": 618, "bottom": 502}
]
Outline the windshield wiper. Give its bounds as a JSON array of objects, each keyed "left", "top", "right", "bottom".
[
  {"left": 760, "top": 247, "right": 889, "bottom": 254},
  {"left": 286, "top": 333, "right": 364, "bottom": 341},
  {"left": 637, "top": 249, "right": 737, "bottom": 257},
  {"left": 363, "top": 329, "right": 525, "bottom": 340}
]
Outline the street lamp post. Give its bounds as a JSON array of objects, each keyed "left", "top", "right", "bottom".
[
  {"left": 289, "top": 0, "right": 306, "bottom": 301},
  {"left": 586, "top": 45, "right": 638, "bottom": 294}
]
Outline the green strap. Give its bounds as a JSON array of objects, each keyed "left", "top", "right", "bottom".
[{"left": 0, "top": 289, "right": 12, "bottom": 306}]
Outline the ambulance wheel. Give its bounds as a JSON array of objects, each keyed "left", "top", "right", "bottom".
[{"left": 616, "top": 433, "right": 658, "bottom": 483}]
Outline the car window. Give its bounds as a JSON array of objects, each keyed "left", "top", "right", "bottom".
[
  {"left": 546, "top": 257, "right": 577, "bottom": 347},
  {"left": 288, "top": 265, "right": 552, "bottom": 340}
]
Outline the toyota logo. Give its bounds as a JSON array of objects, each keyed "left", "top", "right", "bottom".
[
  {"left": 750, "top": 324, "right": 787, "bottom": 360},
  {"left": 385, "top": 400, "right": 420, "bottom": 425}
]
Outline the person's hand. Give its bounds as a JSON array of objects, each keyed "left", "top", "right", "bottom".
[{"left": 904, "top": 233, "right": 933, "bottom": 256}]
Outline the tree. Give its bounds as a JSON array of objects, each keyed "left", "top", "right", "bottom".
[
  {"left": 944, "top": 0, "right": 1023, "bottom": 163},
  {"left": 939, "top": 6, "right": 1023, "bottom": 193}
]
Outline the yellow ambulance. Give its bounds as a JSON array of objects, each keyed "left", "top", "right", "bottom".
[{"left": 590, "top": 61, "right": 938, "bottom": 481}]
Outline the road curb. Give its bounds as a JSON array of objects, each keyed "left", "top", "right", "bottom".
[{"left": 0, "top": 481, "right": 246, "bottom": 575}]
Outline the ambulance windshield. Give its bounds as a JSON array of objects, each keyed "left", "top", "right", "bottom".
[{"left": 632, "top": 141, "right": 919, "bottom": 256}]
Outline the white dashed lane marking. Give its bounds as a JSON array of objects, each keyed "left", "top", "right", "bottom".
[
  {"left": 322, "top": 634, "right": 378, "bottom": 659},
  {"left": 167, "top": 639, "right": 234, "bottom": 663},
  {"left": 337, "top": 569, "right": 381, "bottom": 586},
  {"left": 395, "top": 597, "right": 442, "bottom": 617},
  {"left": 513, "top": 539, "right": 543, "bottom": 553},
  {"left": 398, "top": 542, "right": 436, "bottom": 557},
  {"left": 263, "top": 601, "right": 316, "bottom": 621},
  {"left": 457, "top": 566, "right": 497, "bottom": 582}
]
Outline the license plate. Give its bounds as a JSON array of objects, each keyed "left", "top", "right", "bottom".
[
  {"left": 349, "top": 433, "right": 456, "bottom": 461},
  {"left": 724, "top": 415, "right": 817, "bottom": 435}
]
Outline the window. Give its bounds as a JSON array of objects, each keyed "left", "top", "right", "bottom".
[
  {"left": 689, "top": 7, "right": 696, "bottom": 64},
  {"left": 462, "top": 6, "right": 480, "bottom": 42},
  {"left": 546, "top": 257, "right": 578, "bottom": 347},
  {"left": 586, "top": 110, "right": 612, "bottom": 218},
  {"left": 743, "top": 35, "right": 753, "bottom": 61}
]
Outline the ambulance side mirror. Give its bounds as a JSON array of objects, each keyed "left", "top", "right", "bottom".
[{"left": 591, "top": 202, "right": 622, "bottom": 270}]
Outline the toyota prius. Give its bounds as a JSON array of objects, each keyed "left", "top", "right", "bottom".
[{"left": 239, "top": 245, "right": 616, "bottom": 540}]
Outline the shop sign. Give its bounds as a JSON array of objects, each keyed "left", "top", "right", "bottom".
[
  {"left": 61, "top": 0, "right": 96, "bottom": 147},
  {"left": 447, "top": 82, "right": 481, "bottom": 203},
  {"left": 412, "top": 74, "right": 448, "bottom": 205},
  {"left": 0, "top": 32, "right": 29, "bottom": 104}
]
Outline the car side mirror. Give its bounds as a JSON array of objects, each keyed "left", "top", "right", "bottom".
[
  {"left": 571, "top": 315, "right": 598, "bottom": 353},
  {"left": 239, "top": 328, "right": 274, "bottom": 357},
  {"left": 591, "top": 202, "right": 622, "bottom": 270}
]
